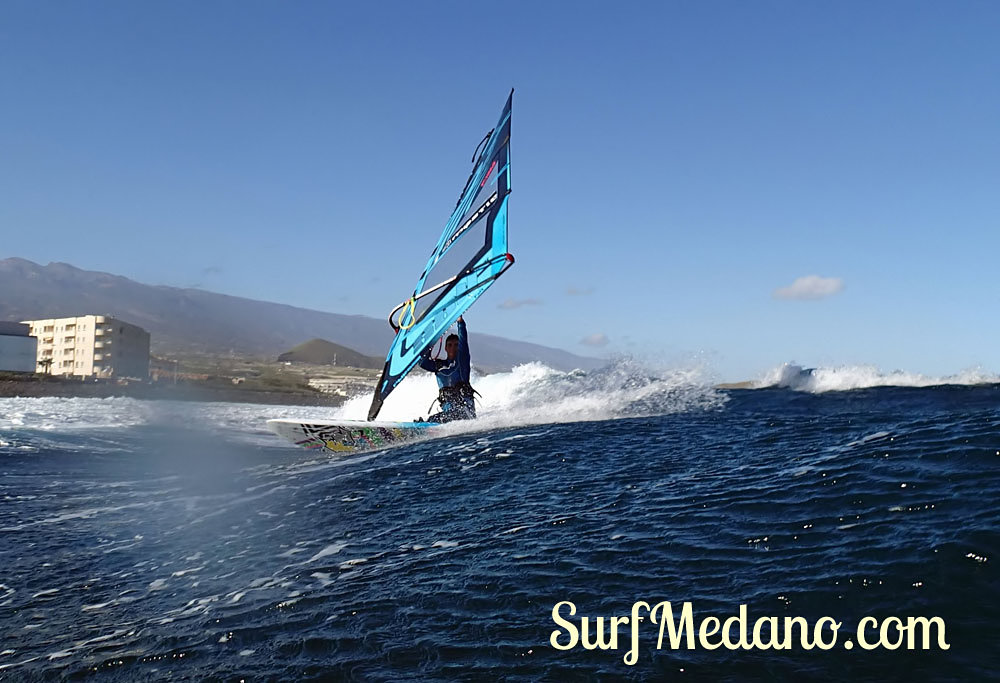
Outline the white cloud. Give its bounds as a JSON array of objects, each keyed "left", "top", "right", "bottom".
[
  {"left": 580, "top": 333, "right": 609, "bottom": 347},
  {"left": 498, "top": 298, "right": 543, "bottom": 310},
  {"left": 773, "top": 275, "right": 844, "bottom": 300}
]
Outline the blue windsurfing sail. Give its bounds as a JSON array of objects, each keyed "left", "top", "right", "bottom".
[{"left": 367, "top": 91, "right": 514, "bottom": 421}]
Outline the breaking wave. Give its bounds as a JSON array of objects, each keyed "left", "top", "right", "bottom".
[
  {"left": 755, "top": 362, "right": 1000, "bottom": 392},
  {"left": 336, "top": 358, "right": 725, "bottom": 428}
]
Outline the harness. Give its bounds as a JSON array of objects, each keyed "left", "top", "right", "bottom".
[{"left": 427, "top": 381, "right": 479, "bottom": 415}]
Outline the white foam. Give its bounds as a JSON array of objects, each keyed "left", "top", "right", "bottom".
[
  {"left": 307, "top": 542, "right": 348, "bottom": 563},
  {"left": 310, "top": 572, "right": 335, "bottom": 587},
  {"left": 335, "top": 358, "right": 723, "bottom": 430},
  {"left": 0, "top": 396, "right": 154, "bottom": 431},
  {"left": 756, "top": 363, "right": 999, "bottom": 392},
  {"left": 81, "top": 601, "right": 113, "bottom": 611},
  {"left": 0, "top": 395, "right": 334, "bottom": 453}
]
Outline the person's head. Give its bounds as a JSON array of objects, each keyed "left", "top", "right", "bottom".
[{"left": 445, "top": 334, "right": 459, "bottom": 359}]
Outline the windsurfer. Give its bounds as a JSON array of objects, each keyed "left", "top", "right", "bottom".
[
  {"left": 365, "top": 92, "right": 512, "bottom": 423},
  {"left": 418, "top": 316, "right": 477, "bottom": 423}
]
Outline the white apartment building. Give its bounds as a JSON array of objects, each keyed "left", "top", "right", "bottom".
[
  {"left": 21, "top": 315, "right": 150, "bottom": 379},
  {"left": 0, "top": 321, "right": 37, "bottom": 372}
]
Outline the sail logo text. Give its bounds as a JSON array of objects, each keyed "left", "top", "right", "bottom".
[{"left": 549, "top": 601, "right": 950, "bottom": 664}]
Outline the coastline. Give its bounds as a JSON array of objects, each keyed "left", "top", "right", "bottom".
[{"left": 0, "top": 375, "right": 346, "bottom": 407}]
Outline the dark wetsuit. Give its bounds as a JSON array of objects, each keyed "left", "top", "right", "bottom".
[{"left": 418, "top": 319, "right": 476, "bottom": 423}]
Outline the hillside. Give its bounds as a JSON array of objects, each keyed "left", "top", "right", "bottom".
[{"left": 278, "top": 339, "right": 383, "bottom": 369}]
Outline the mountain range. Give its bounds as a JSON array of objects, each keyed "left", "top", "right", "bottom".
[{"left": 0, "top": 258, "right": 601, "bottom": 372}]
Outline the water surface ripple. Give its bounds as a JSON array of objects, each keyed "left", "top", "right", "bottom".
[{"left": 1, "top": 387, "right": 997, "bottom": 679}]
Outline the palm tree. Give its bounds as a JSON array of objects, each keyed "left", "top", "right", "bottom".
[{"left": 38, "top": 357, "right": 53, "bottom": 375}]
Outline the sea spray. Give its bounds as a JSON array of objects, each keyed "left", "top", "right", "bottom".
[
  {"left": 755, "top": 363, "right": 1000, "bottom": 392},
  {"left": 336, "top": 359, "right": 725, "bottom": 428}
]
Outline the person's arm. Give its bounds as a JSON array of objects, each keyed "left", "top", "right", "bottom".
[
  {"left": 417, "top": 348, "right": 437, "bottom": 373},
  {"left": 457, "top": 316, "right": 471, "bottom": 378}
]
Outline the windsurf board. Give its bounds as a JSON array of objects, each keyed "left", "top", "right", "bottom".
[{"left": 266, "top": 419, "right": 438, "bottom": 453}]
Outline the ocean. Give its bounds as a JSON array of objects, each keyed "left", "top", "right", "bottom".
[{"left": 1, "top": 362, "right": 997, "bottom": 681}]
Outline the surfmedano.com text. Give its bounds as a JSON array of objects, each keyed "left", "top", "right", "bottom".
[{"left": 549, "top": 601, "right": 950, "bottom": 665}]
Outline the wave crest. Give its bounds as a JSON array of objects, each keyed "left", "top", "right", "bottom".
[
  {"left": 337, "top": 358, "right": 725, "bottom": 427},
  {"left": 755, "top": 363, "right": 1000, "bottom": 392}
]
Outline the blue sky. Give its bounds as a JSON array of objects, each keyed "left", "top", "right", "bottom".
[{"left": 1, "top": 1, "right": 998, "bottom": 381}]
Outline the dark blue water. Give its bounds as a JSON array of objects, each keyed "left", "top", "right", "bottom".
[{"left": 1, "top": 386, "right": 998, "bottom": 680}]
